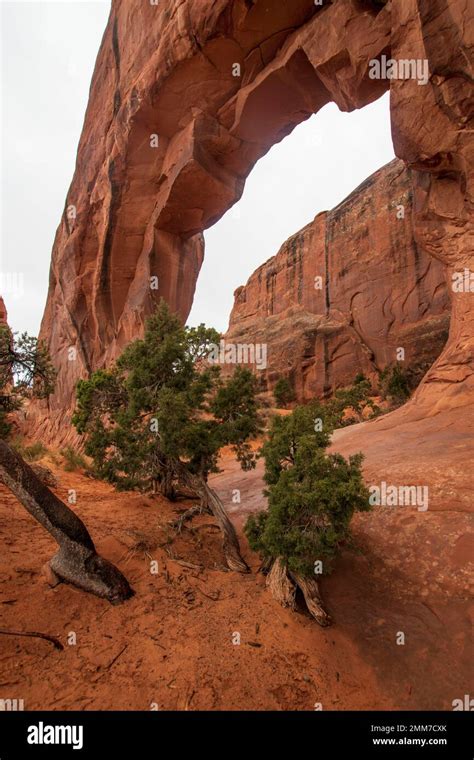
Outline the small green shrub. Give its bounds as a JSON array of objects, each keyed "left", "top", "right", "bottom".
[
  {"left": 273, "top": 377, "right": 295, "bottom": 407},
  {"left": 379, "top": 364, "right": 411, "bottom": 404},
  {"left": 60, "top": 446, "right": 87, "bottom": 472},
  {"left": 325, "top": 374, "right": 375, "bottom": 426},
  {"left": 12, "top": 440, "right": 49, "bottom": 462}
]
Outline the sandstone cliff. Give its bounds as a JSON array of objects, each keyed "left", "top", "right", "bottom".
[
  {"left": 35, "top": 0, "right": 473, "bottom": 440},
  {"left": 225, "top": 159, "right": 450, "bottom": 400},
  {"left": 0, "top": 298, "right": 7, "bottom": 325}
]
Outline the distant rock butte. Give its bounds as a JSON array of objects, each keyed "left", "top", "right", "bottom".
[
  {"left": 33, "top": 0, "right": 472, "bottom": 441},
  {"left": 225, "top": 159, "right": 450, "bottom": 400}
]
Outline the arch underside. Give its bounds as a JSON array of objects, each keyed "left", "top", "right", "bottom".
[{"left": 35, "top": 0, "right": 472, "bottom": 442}]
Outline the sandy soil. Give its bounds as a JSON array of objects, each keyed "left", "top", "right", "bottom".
[{"left": 0, "top": 403, "right": 472, "bottom": 711}]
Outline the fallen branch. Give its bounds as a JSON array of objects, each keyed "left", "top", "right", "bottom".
[
  {"left": 172, "top": 559, "right": 203, "bottom": 571},
  {"left": 194, "top": 586, "right": 233, "bottom": 601},
  {"left": 0, "top": 628, "right": 64, "bottom": 650},
  {"left": 105, "top": 644, "right": 128, "bottom": 671}
]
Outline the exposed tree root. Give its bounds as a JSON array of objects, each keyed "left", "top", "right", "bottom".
[
  {"left": 0, "top": 628, "right": 64, "bottom": 650},
  {"left": 289, "top": 571, "right": 332, "bottom": 627},
  {"left": 171, "top": 459, "right": 249, "bottom": 572}
]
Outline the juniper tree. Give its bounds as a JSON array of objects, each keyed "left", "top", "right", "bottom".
[
  {"left": 245, "top": 402, "right": 370, "bottom": 624},
  {"left": 73, "top": 300, "right": 261, "bottom": 572},
  {"left": 325, "top": 373, "right": 380, "bottom": 425},
  {"left": 379, "top": 364, "right": 411, "bottom": 405},
  {"left": 273, "top": 377, "right": 295, "bottom": 408},
  {"left": 0, "top": 325, "right": 56, "bottom": 436}
]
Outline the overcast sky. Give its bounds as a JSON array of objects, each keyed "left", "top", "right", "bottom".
[{"left": 1, "top": 1, "right": 395, "bottom": 336}]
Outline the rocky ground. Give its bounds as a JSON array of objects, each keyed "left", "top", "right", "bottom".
[{"left": 0, "top": 399, "right": 472, "bottom": 711}]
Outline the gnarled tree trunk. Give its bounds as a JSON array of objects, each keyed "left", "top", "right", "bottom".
[
  {"left": 0, "top": 439, "right": 133, "bottom": 603},
  {"left": 266, "top": 557, "right": 296, "bottom": 609},
  {"left": 171, "top": 458, "right": 249, "bottom": 573},
  {"left": 265, "top": 557, "right": 331, "bottom": 627},
  {"left": 289, "top": 571, "right": 331, "bottom": 627},
  {"left": 200, "top": 480, "right": 249, "bottom": 573}
]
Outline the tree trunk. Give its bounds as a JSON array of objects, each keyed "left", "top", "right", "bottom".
[
  {"left": 266, "top": 558, "right": 296, "bottom": 608},
  {"left": 158, "top": 466, "right": 175, "bottom": 500},
  {"left": 265, "top": 557, "right": 331, "bottom": 626},
  {"left": 0, "top": 439, "right": 133, "bottom": 603},
  {"left": 151, "top": 451, "right": 175, "bottom": 500},
  {"left": 258, "top": 556, "right": 274, "bottom": 574},
  {"left": 171, "top": 459, "right": 249, "bottom": 573},
  {"left": 289, "top": 570, "right": 331, "bottom": 627},
  {"left": 200, "top": 480, "right": 250, "bottom": 573}
]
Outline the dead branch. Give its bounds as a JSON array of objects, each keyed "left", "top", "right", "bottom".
[
  {"left": 0, "top": 628, "right": 64, "bottom": 650},
  {"left": 169, "top": 504, "right": 209, "bottom": 532}
]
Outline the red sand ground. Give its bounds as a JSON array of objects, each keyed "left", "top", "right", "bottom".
[{"left": 0, "top": 405, "right": 472, "bottom": 711}]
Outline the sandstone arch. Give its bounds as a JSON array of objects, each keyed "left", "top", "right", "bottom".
[{"left": 34, "top": 0, "right": 472, "bottom": 441}]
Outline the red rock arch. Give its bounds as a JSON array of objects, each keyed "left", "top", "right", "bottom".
[{"left": 35, "top": 0, "right": 472, "bottom": 440}]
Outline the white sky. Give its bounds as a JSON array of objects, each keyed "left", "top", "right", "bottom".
[{"left": 1, "top": 1, "right": 395, "bottom": 336}]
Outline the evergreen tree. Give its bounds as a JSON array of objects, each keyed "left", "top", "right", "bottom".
[
  {"left": 273, "top": 377, "right": 295, "bottom": 407},
  {"left": 245, "top": 402, "right": 370, "bottom": 622},
  {"left": 379, "top": 364, "right": 411, "bottom": 405},
  {"left": 73, "top": 300, "right": 261, "bottom": 571},
  {"left": 0, "top": 325, "right": 56, "bottom": 437}
]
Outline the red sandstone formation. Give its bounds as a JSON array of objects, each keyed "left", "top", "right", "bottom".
[
  {"left": 0, "top": 297, "right": 7, "bottom": 325},
  {"left": 35, "top": 0, "right": 473, "bottom": 440},
  {"left": 225, "top": 159, "right": 450, "bottom": 400}
]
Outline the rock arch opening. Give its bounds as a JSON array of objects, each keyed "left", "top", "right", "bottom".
[
  {"left": 189, "top": 95, "right": 396, "bottom": 332},
  {"left": 189, "top": 95, "right": 451, "bottom": 403},
  {"left": 34, "top": 0, "right": 472, "bottom": 441}
]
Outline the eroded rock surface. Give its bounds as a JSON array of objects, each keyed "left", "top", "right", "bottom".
[
  {"left": 225, "top": 159, "right": 450, "bottom": 400},
  {"left": 0, "top": 298, "right": 7, "bottom": 325}
]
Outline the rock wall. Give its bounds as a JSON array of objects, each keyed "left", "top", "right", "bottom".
[
  {"left": 225, "top": 159, "right": 450, "bottom": 400},
  {"left": 34, "top": 0, "right": 473, "bottom": 440},
  {"left": 0, "top": 298, "right": 7, "bottom": 325}
]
